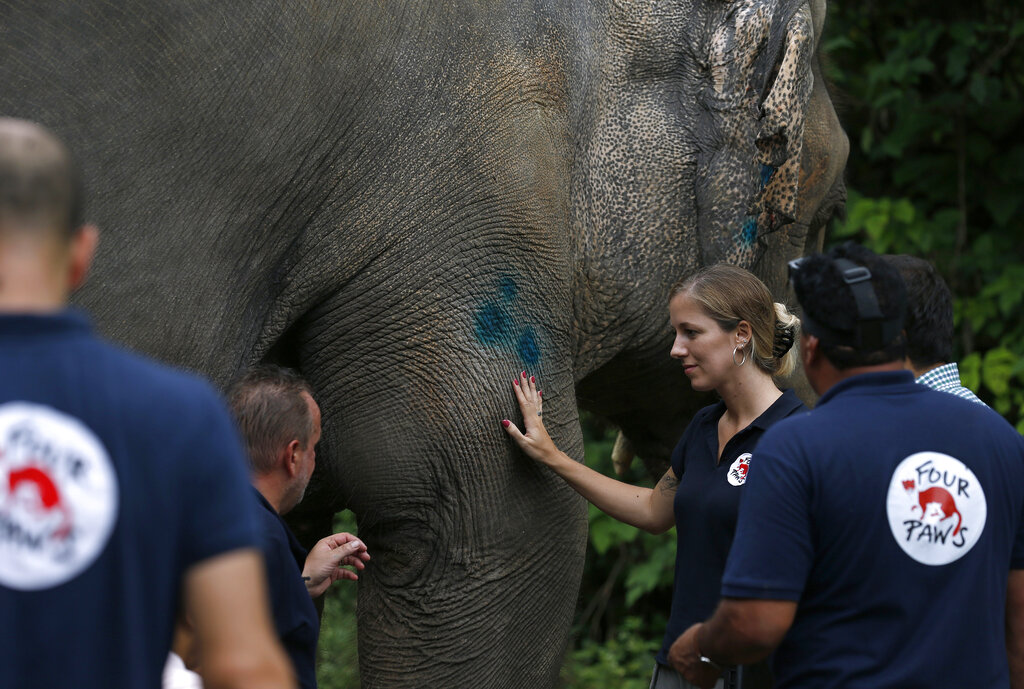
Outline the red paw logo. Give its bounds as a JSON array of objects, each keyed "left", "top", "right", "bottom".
[
  {"left": 0, "top": 403, "right": 118, "bottom": 590},
  {"left": 727, "top": 453, "right": 752, "bottom": 486},
  {"left": 886, "top": 452, "right": 986, "bottom": 566}
]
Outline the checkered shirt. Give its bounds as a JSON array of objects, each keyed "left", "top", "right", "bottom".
[{"left": 915, "top": 362, "right": 987, "bottom": 406}]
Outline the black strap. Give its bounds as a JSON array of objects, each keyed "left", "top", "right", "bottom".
[
  {"left": 834, "top": 258, "right": 882, "bottom": 320},
  {"left": 832, "top": 258, "right": 899, "bottom": 350}
]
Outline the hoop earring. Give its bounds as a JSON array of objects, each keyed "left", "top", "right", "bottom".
[{"left": 733, "top": 344, "right": 747, "bottom": 366}]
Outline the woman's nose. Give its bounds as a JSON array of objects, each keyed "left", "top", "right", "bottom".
[{"left": 670, "top": 337, "right": 686, "bottom": 358}]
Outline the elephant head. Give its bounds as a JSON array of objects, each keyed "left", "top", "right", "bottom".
[
  {"left": 0, "top": 1, "right": 845, "bottom": 686},
  {"left": 571, "top": 0, "right": 846, "bottom": 473}
]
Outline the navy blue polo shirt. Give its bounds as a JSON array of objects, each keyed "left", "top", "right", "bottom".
[
  {"left": 0, "top": 310, "right": 260, "bottom": 689},
  {"left": 656, "top": 388, "right": 806, "bottom": 664},
  {"left": 254, "top": 490, "right": 320, "bottom": 689},
  {"left": 723, "top": 371, "right": 1024, "bottom": 688}
]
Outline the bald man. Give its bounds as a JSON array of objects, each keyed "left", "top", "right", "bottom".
[{"left": 0, "top": 118, "right": 294, "bottom": 689}]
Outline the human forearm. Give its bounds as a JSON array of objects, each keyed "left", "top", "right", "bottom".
[
  {"left": 671, "top": 599, "right": 795, "bottom": 670},
  {"left": 1007, "top": 571, "right": 1024, "bottom": 689},
  {"left": 541, "top": 448, "right": 670, "bottom": 533},
  {"left": 202, "top": 651, "right": 295, "bottom": 689},
  {"left": 187, "top": 550, "right": 297, "bottom": 689},
  {"left": 697, "top": 611, "right": 774, "bottom": 666},
  {"left": 1011, "top": 632, "right": 1024, "bottom": 689},
  {"left": 502, "top": 372, "right": 672, "bottom": 533}
]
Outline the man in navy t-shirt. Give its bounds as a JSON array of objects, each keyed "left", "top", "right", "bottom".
[
  {"left": 0, "top": 118, "right": 294, "bottom": 689},
  {"left": 227, "top": 365, "right": 371, "bottom": 689},
  {"left": 667, "top": 242, "right": 1024, "bottom": 689}
]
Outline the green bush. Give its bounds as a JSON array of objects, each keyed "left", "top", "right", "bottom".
[
  {"left": 562, "top": 414, "right": 675, "bottom": 688},
  {"left": 317, "top": 510, "right": 361, "bottom": 689},
  {"left": 561, "top": 616, "right": 661, "bottom": 689},
  {"left": 825, "top": 0, "right": 1024, "bottom": 430}
]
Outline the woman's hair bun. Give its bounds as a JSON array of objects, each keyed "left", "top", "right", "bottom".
[{"left": 773, "top": 320, "right": 796, "bottom": 359}]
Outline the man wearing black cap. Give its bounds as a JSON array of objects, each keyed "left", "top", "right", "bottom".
[{"left": 667, "top": 242, "right": 1024, "bottom": 689}]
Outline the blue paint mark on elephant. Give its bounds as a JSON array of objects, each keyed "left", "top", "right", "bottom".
[
  {"left": 474, "top": 302, "right": 513, "bottom": 345},
  {"left": 474, "top": 277, "right": 542, "bottom": 366},
  {"left": 499, "top": 276, "right": 518, "bottom": 303},
  {"left": 740, "top": 217, "right": 757, "bottom": 247},
  {"left": 518, "top": 328, "right": 540, "bottom": 366},
  {"left": 760, "top": 164, "right": 776, "bottom": 190}
]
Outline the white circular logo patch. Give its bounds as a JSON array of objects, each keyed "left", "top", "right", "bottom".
[
  {"left": 727, "top": 453, "right": 752, "bottom": 486},
  {"left": 886, "top": 451, "right": 986, "bottom": 566},
  {"left": 0, "top": 403, "right": 118, "bottom": 590}
]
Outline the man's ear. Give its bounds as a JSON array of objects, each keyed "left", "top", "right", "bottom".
[
  {"left": 801, "top": 334, "right": 819, "bottom": 369},
  {"left": 283, "top": 439, "right": 302, "bottom": 478},
  {"left": 68, "top": 224, "right": 98, "bottom": 291}
]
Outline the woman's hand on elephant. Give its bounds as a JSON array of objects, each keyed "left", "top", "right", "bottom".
[
  {"left": 302, "top": 532, "right": 371, "bottom": 598},
  {"left": 501, "top": 371, "right": 559, "bottom": 466}
]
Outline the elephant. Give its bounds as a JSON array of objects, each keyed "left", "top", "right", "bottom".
[{"left": 0, "top": 0, "right": 846, "bottom": 686}]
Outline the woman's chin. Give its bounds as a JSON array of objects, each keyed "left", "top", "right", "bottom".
[{"left": 686, "top": 377, "right": 714, "bottom": 393}]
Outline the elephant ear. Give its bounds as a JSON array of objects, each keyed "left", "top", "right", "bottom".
[{"left": 752, "top": 2, "right": 815, "bottom": 234}]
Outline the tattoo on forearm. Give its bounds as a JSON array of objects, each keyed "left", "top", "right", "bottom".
[{"left": 658, "top": 473, "right": 679, "bottom": 495}]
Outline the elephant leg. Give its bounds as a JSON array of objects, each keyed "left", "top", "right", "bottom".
[{"left": 290, "top": 281, "right": 588, "bottom": 688}]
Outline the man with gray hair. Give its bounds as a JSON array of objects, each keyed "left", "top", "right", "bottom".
[
  {"left": 227, "top": 364, "right": 370, "bottom": 689},
  {"left": 0, "top": 117, "right": 294, "bottom": 689}
]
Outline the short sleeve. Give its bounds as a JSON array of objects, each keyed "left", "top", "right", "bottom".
[
  {"left": 720, "top": 431, "right": 813, "bottom": 600},
  {"left": 177, "top": 388, "right": 260, "bottom": 568}
]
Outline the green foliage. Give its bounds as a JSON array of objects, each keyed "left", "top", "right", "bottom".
[
  {"left": 560, "top": 617, "right": 661, "bottom": 689},
  {"left": 317, "top": 510, "right": 361, "bottom": 689},
  {"left": 561, "top": 414, "right": 675, "bottom": 688},
  {"left": 825, "top": 0, "right": 1024, "bottom": 430},
  {"left": 622, "top": 534, "right": 676, "bottom": 608}
]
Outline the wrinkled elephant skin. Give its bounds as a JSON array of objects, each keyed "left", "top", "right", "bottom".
[{"left": 0, "top": 1, "right": 845, "bottom": 687}]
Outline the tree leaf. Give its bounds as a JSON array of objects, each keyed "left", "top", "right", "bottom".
[
  {"left": 588, "top": 509, "right": 639, "bottom": 554},
  {"left": 945, "top": 45, "right": 970, "bottom": 83},
  {"left": 982, "top": 347, "right": 1017, "bottom": 397},
  {"left": 960, "top": 352, "right": 982, "bottom": 392},
  {"left": 893, "top": 199, "right": 916, "bottom": 224},
  {"left": 969, "top": 73, "right": 987, "bottom": 103}
]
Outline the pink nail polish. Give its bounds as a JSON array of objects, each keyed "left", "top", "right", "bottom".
[
  {"left": 502, "top": 419, "right": 510, "bottom": 428},
  {"left": 513, "top": 379, "right": 518, "bottom": 386},
  {"left": 530, "top": 376, "right": 535, "bottom": 383},
  {"left": 521, "top": 371, "right": 526, "bottom": 377},
  {"left": 539, "top": 390, "right": 543, "bottom": 397}
]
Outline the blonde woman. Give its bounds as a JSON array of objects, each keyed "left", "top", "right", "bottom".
[{"left": 502, "top": 264, "right": 805, "bottom": 689}]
